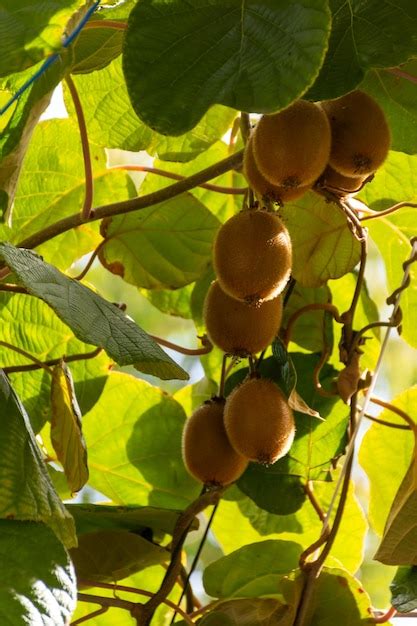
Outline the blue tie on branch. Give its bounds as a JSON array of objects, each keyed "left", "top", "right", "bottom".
[{"left": 0, "top": 0, "right": 101, "bottom": 117}]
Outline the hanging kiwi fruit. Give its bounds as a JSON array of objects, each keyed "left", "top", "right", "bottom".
[
  {"left": 243, "top": 135, "right": 311, "bottom": 203},
  {"left": 320, "top": 90, "right": 390, "bottom": 177},
  {"left": 224, "top": 377, "right": 295, "bottom": 465},
  {"left": 318, "top": 165, "right": 368, "bottom": 196},
  {"left": 203, "top": 280, "right": 283, "bottom": 356},
  {"left": 213, "top": 208, "right": 292, "bottom": 304},
  {"left": 252, "top": 99, "right": 331, "bottom": 189},
  {"left": 182, "top": 398, "right": 248, "bottom": 486}
]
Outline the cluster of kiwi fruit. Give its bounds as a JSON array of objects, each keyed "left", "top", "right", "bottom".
[
  {"left": 183, "top": 168, "right": 296, "bottom": 486},
  {"left": 244, "top": 90, "right": 390, "bottom": 201},
  {"left": 182, "top": 89, "right": 390, "bottom": 488}
]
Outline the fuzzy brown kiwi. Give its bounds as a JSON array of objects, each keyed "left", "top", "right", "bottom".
[
  {"left": 224, "top": 378, "right": 295, "bottom": 464},
  {"left": 252, "top": 100, "right": 331, "bottom": 188},
  {"left": 243, "top": 135, "right": 311, "bottom": 203},
  {"left": 204, "top": 281, "right": 283, "bottom": 356},
  {"left": 213, "top": 208, "right": 292, "bottom": 303},
  {"left": 318, "top": 165, "right": 368, "bottom": 196},
  {"left": 320, "top": 90, "right": 390, "bottom": 177},
  {"left": 182, "top": 398, "right": 248, "bottom": 486}
]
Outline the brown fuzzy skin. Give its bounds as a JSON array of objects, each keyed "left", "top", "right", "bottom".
[
  {"left": 182, "top": 399, "right": 248, "bottom": 486},
  {"left": 213, "top": 208, "right": 292, "bottom": 303},
  {"left": 320, "top": 90, "right": 391, "bottom": 177},
  {"left": 318, "top": 165, "right": 367, "bottom": 196},
  {"left": 243, "top": 136, "right": 311, "bottom": 203},
  {"left": 252, "top": 100, "right": 331, "bottom": 188},
  {"left": 204, "top": 281, "right": 283, "bottom": 356},
  {"left": 224, "top": 378, "right": 295, "bottom": 464}
]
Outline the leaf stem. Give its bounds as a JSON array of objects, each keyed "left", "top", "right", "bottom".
[
  {"left": 304, "top": 480, "right": 326, "bottom": 522},
  {"left": 149, "top": 334, "right": 212, "bottom": 356},
  {"left": 65, "top": 75, "right": 94, "bottom": 220},
  {"left": 2, "top": 347, "right": 102, "bottom": 374},
  {"left": 371, "top": 605, "right": 397, "bottom": 623},
  {"left": 360, "top": 200, "right": 417, "bottom": 221},
  {"left": 71, "top": 606, "right": 108, "bottom": 624},
  {"left": 385, "top": 67, "right": 417, "bottom": 84},
  {"left": 370, "top": 396, "right": 416, "bottom": 430},
  {"left": 0, "top": 283, "right": 29, "bottom": 294},
  {"left": 72, "top": 242, "right": 105, "bottom": 281},
  {"left": 108, "top": 165, "right": 247, "bottom": 195},
  {"left": 283, "top": 303, "right": 342, "bottom": 347},
  {"left": 13, "top": 150, "right": 243, "bottom": 254},
  {"left": 364, "top": 413, "right": 411, "bottom": 430},
  {"left": 0, "top": 341, "right": 53, "bottom": 374}
]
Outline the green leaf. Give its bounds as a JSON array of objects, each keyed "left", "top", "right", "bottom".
[
  {"left": 144, "top": 283, "right": 195, "bottom": 319},
  {"left": 0, "top": 520, "right": 76, "bottom": 625},
  {"left": 69, "top": 529, "right": 169, "bottom": 583},
  {"left": 0, "top": 243, "right": 188, "bottom": 381},
  {"left": 0, "top": 371, "right": 76, "bottom": 548},
  {"left": 203, "top": 540, "right": 302, "bottom": 599},
  {"left": 283, "top": 284, "right": 333, "bottom": 353},
  {"left": 0, "top": 118, "right": 135, "bottom": 269},
  {"left": 66, "top": 503, "right": 196, "bottom": 537},
  {"left": 199, "top": 598, "right": 289, "bottom": 626},
  {"left": 51, "top": 361, "right": 89, "bottom": 495},
  {"left": 0, "top": 61, "right": 65, "bottom": 222},
  {"left": 122, "top": 0, "right": 331, "bottom": 135},
  {"left": 0, "top": 1, "right": 83, "bottom": 76},
  {"left": 280, "top": 192, "right": 362, "bottom": 287},
  {"left": 361, "top": 61, "right": 417, "bottom": 156},
  {"left": 70, "top": 26, "right": 124, "bottom": 74},
  {"left": 99, "top": 193, "right": 220, "bottom": 289},
  {"left": 308, "top": 0, "right": 417, "bottom": 100},
  {"left": 235, "top": 354, "right": 348, "bottom": 514},
  {"left": 391, "top": 566, "right": 417, "bottom": 613},
  {"left": 83, "top": 371, "right": 200, "bottom": 508},
  {"left": 359, "top": 386, "right": 417, "bottom": 535},
  {"left": 65, "top": 57, "right": 236, "bottom": 158},
  {"left": 374, "top": 434, "right": 417, "bottom": 565}
]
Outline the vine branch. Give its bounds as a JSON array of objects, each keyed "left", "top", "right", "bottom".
[
  {"left": 0, "top": 341, "right": 53, "bottom": 374},
  {"left": 2, "top": 347, "right": 102, "bottom": 374},
  {"left": 149, "top": 334, "right": 212, "bottom": 356},
  {"left": 360, "top": 200, "right": 417, "bottom": 221}
]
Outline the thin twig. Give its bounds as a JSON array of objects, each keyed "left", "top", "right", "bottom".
[
  {"left": 2, "top": 347, "right": 102, "bottom": 374},
  {"left": 71, "top": 606, "right": 108, "bottom": 625},
  {"left": 364, "top": 414, "right": 411, "bottom": 430},
  {"left": 371, "top": 605, "right": 397, "bottom": 623},
  {"left": 0, "top": 341, "right": 53, "bottom": 374},
  {"left": 108, "top": 165, "right": 247, "bottom": 195},
  {"left": 10, "top": 150, "right": 243, "bottom": 255},
  {"left": 72, "top": 242, "right": 105, "bottom": 281},
  {"left": 313, "top": 349, "right": 336, "bottom": 397},
  {"left": 370, "top": 396, "right": 416, "bottom": 430},
  {"left": 77, "top": 592, "right": 134, "bottom": 611},
  {"left": 304, "top": 481, "right": 326, "bottom": 522},
  {"left": 219, "top": 354, "right": 228, "bottom": 398},
  {"left": 149, "top": 335, "right": 212, "bottom": 356},
  {"left": 0, "top": 283, "right": 28, "bottom": 294},
  {"left": 65, "top": 75, "right": 94, "bottom": 220},
  {"left": 283, "top": 303, "right": 342, "bottom": 347},
  {"left": 360, "top": 200, "right": 417, "bottom": 221}
]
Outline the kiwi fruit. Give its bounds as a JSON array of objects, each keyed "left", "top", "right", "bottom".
[
  {"left": 320, "top": 90, "right": 390, "bottom": 177},
  {"left": 182, "top": 398, "right": 248, "bottom": 486},
  {"left": 213, "top": 208, "right": 292, "bottom": 303},
  {"left": 224, "top": 378, "right": 295, "bottom": 464},
  {"left": 318, "top": 165, "right": 367, "bottom": 196},
  {"left": 243, "top": 136, "right": 310, "bottom": 203},
  {"left": 252, "top": 100, "right": 331, "bottom": 188},
  {"left": 204, "top": 280, "right": 283, "bottom": 356}
]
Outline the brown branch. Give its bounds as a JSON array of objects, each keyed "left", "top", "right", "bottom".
[
  {"left": 84, "top": 20, "right": 127, "bottom": 30},
  {"left": 360, "top": 200, "right": 417, "bottom": 221},
  {"left": 283, "top": 303, "right": 342, "bottom": 347},
  {"left": 136, "top": 488, "right": 224, "bottom": 626},
  {"left": 0, "top": 341, "right": 53, "bottom": 374},
  {"left": 149, "top": 334, "right": 212, "bottom": 356},
  {"left": 72, "top": 241, "right": 105, "bottom": 281},
  {"left": 0, "top": 283, "right": 28, "bottom": 294},
  {"left": 313, "top": 349, "right": 337, "bottom": 397},
  {"left": 108, "top": 164, "right": 247, "bottom": 195},
  {"left": 371, "top": 605, "right": 397, "bottom": 623},
  {"left": 65, "top": 75, "right": 94, "bottom": 220},
  {"left": 370, "top": 396, "right": 416, "bottom": 430},
  {"left": 304, "top": 481, "right": 326, "bottom": 522},
  {"left": 11, "top": 150, "right": 243, "bottom": 254},
  {"left": 386, "top": 67, "right": 417, "bottom": 84},
  {"left": 364, "top": 413, "right": 411, "bottom": 430},
  {"left": 2, "top": 347, "right": 102, "bottom": 374},
  {"left": 77, "top": 592, "right": 133, "bottom": 611},
  {"left": 71, "top": 606, "right": 108, "bottom": 625}
]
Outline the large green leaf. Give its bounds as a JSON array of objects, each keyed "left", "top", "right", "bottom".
[
  {"left": 280, "top": 192, "right": 362, "bottom": 287},
  {"left": 0, "top": 62, "right": 65, "bottom": 222},
  {"left": 0, "top": 1, "right": 83, "bottom": 76},
  {"left": 199, "top": 598, "right": 290, "bottom": 625},
  {"left": 70, "top": 529, "right": 169, "bottom": 583},
  {"left": 0, "top": 244, "right": 188, "bottom": 381},
  {"left": 361, "top": 60, "right": 417, "bottom": 156},
  {"left": 83, "top": 371, "right": 200, "bottom": 508},
  {"left": 99, "top": 193, "right": 220, "bottom": 289},
  {"left": 0, "top": 371, "right": 76, "bottom": 548},
  {"left": 235, "top": 354, "right": 348, "bottom": 514},
  {"left": 203, "top": 540, "right": 302, "bottom": 599},
  {"left": 65, "top": 56, "right": 237, "bottom": 159},
  {"left": 359, "top": 386, "right": 417, "bottom": 535},
  {"left": 308, "top": 0, "right": 417, "bottom": 100},
  {"left": 0, "top": 118, "right": 135, "bottom": 270},
  {"left": 0, "top": 520, "right": 76, "bottom": 625},
  {"left": 70, "top": 25, "right": 125, "bottom": 74},
  {"left": 122, "top": 0, "right": 331, "bottom": 135}
]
